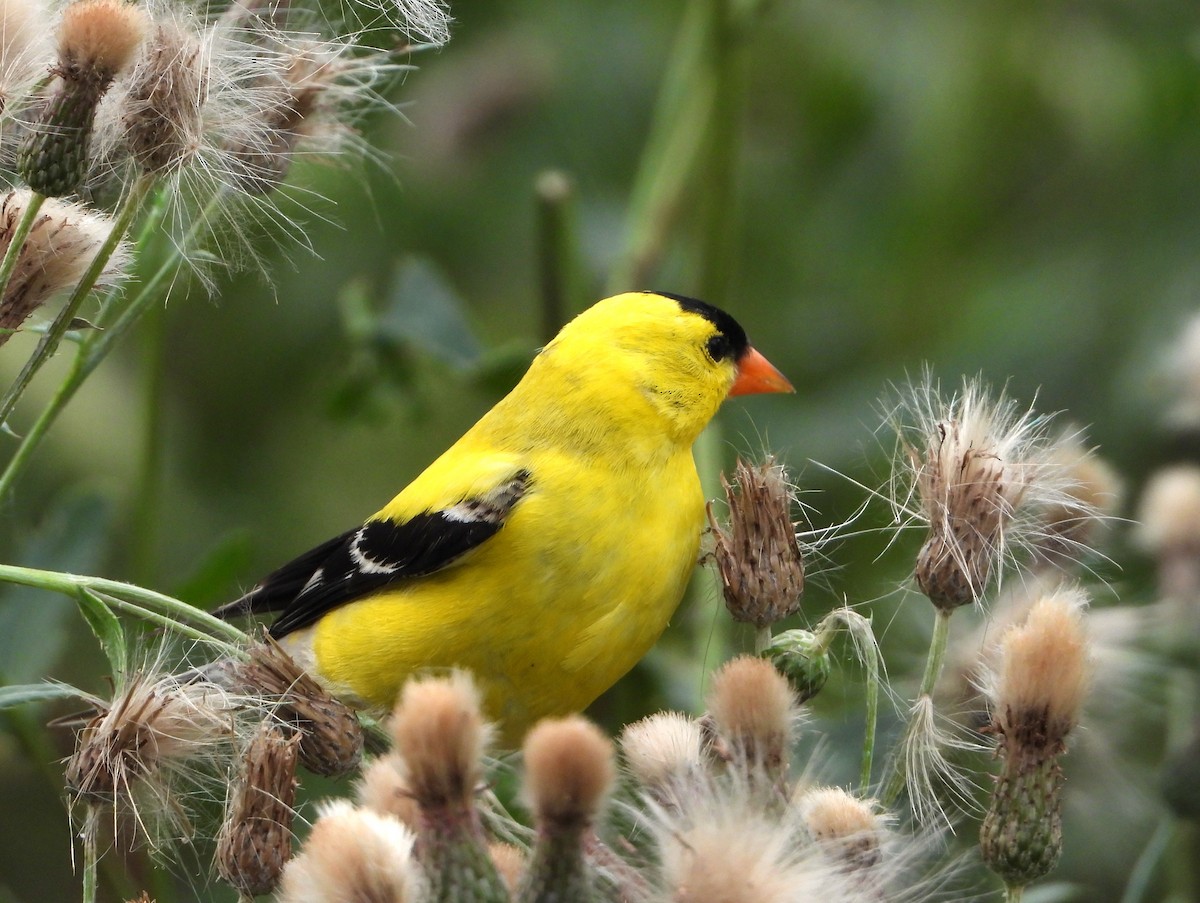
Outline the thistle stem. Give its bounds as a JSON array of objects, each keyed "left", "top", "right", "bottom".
[
  {"left": 535, "top": 169, "right": 577, "bottom": 343},
  {"left": 0, "top": 175, "right": 154, "bottom": 429},
  {"left": 753, "top": 625, "right": 772, "bottom": 655},
  {"left": 1005, "top": 885, "right": 1024, "bottom": 903},
  {"left": 81, "top": 807, "right": 98, "bottom": 903},
  {"left": 882, "top": 608, "right": 954, "bottom": 807},
  {"left": 0, "top": 563, "right": 248, "bottom": 645},
  {"left": 0, "top": 185, "right": 221, "bottom": 499},
  {"left": 0, "top": 191, "right": 45, "bottom": 321}
]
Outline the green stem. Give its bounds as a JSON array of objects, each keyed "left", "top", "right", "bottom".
[
  {"left": 0, "top": 191, "right": 45, "bottom": 316},
  {"left": 882, "top": 608, "right": 954, "bottom": 806},
  {"left": 130, "top": 300, "right": 166, "bottom": 584},
  {"left": 0, "top": 176, "right": 155, "bottom": 429},
  {"left": 81, "top": 807, "right": 98, "bottom": 903},
  {"left": 0, "top": 563, "right": 248, "bottom": 645},
  {"left": 1005, "top": 885, "right": 1024, "bottom": 903},
  {"left": 0, "top": 186, "right": 222, "bottom": 500},
  {"left": 753, "top": 624, "right": 771, "bottom": 655},
  {"left": 1121, "top": 818, "right": 1173, "bottom": 903},
  {"left": 917, "top": 608, "right": 953, "bottom": 700},
  {"left": 535, "top": 169, "right": 578, "bottom": 343}
]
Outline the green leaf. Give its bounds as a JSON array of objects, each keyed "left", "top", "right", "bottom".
[
  {"left": 74, "top": 589, "right": 127, "bottom": 678},
  {"left": 380, "top": 257, "right": 483, "bottom": 370},
  {"left": 0, "top": 681, "right": 93, "bottom": 710}
]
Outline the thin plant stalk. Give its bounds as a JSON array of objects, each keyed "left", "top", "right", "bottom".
[
  {"left": 81, "top": 807, "right": 99, "bottom": 903},
  {"left": 0, "top": 187, "right": 225, "bottom": 499},
  {"left": 882, "top": 607, "right": 954, "bottom": 807},
  {"left": 1005, "top": 886, "right": 1023, "bottom": 903},
  {"left": 535, "top": 170, "right": 578, "bottom": 343},
  {"left": 0, "top": 174, "right": 157, "bottom": 428},
  {"left": 753, "top": 625, "right": 771, "bottom": 655},
  {"left": 0, "top": 192, "right": 45, "bottom": 321},
  {"left": 0, "top": 563, "right": 248, "bottom": 646}
]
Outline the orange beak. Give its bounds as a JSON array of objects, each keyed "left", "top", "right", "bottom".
[{"left": 729, "top": 346, "right": 794, "bottom": 397}]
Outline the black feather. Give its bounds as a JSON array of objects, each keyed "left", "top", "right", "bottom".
[{"left": 212, "top": 470, "right": 532, "bottom": 639}]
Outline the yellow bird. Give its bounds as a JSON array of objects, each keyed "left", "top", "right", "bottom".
[{"left": 214, "top": 291, "right": 792, "bottom": 744}]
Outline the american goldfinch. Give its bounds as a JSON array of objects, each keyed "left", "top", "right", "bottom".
[{"left": 215, "top": 291, "right": 792, "bottom": 744}]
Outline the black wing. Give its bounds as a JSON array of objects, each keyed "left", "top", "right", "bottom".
[{"left": 213, "top": 470, "right": 531, "bottom": 639}]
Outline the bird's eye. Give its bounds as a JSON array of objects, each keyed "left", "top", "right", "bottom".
[{"left": 705, "top": 334, "right": 731, "bottom": 363}]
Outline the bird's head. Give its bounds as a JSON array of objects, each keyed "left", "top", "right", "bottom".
[{"left": 538, "top": 291, "right": 793, "bottom": 445}]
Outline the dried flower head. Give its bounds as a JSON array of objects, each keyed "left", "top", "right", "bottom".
[
  {"left": 707, "top": 456, "right": 805, "bottom": 628},
  {"left": 0, "top": 0, "right": 53, "bottom": 115},
  {"left": 799, "top": 787, "right": 886, "bottom": 872},
  {"left": 523, "top": 715, "right": 614, "bottom": 827},
  {"left": 620, "top": 712, "right": 705, "bottom": 807},
  {"left": 886, "top": 375, "right": 1073, "bottom": 611},
  {"left": 655, "top": 789, "right": 854, "bottom": 903},
  {"left": 355, "top": 752, "right": 420, "bottom": 830},
  {"left": 1031, "top": 430, "right": 1122, "bottom": 570},
  {"left": 706, "top": 656, "right": 797, "bottom": 786},
  {"left": 390, "top": 670, "right": 491, "bottom": 810},
  {"left": 517, "top": 716, "right": 614, "bottom": 902},
  {"left": 983, "top": 586, "right": 1090, "bottom": 753},
  {"left": 389, "top": 671, "right": 508, "bottom": 902},
  {"left": 0, "top": 188, "right": 126, "bottom": 344},
  {"left": 65, "top": 669, "right": 240, "bottom": 846},
  {"left": 234, "top": 638, "right": 362, "bottom": 777},
  {"left": 979, "top": 587, "right": 1091, "bottom": 889},
  {"left": 120, "top": 19, "right": 206, "bottom": 175},
  {"left": 18, "top": 0, "right": 146, "bottom": 195},
  {"left": 277, "top": 799, "right": 424, "bottom": 903},
  {"left": 216, "top": 722, "right": 300, "bottom": 897},
  {"left": 488, "top": 841, "right": 526, "bottom": 895}
]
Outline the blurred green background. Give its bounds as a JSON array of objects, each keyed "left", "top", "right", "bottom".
[{"left": 2, "top": 0, "right": 1199, "bottom": 899}]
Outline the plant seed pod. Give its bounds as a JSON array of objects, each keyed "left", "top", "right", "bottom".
[
  {"left": 762, "top": 628, "right": 831, "bottom": 703},
  {"left": 707, "top": 456, "right": 805, "bottom": 628},
  {"left": 216, "top": 722, "right": 300, "bottom": 897},
  {"left": 18, "top": 0, "right": 146, "bottom": 195},
  {"left": 234, "top": 638, "right": 363, "bottom": 777}
]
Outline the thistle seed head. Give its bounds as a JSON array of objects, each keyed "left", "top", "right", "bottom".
[
  {"left": 1031, "top": 430, "right": 1121, "bottom": 569},
  {"left": 57, "top": 0, "right": 145, "bottom": 79},
  {"left": 887, "top": 375, "right": 1073, "bottom": 611},
  {"left": 0, "top": 188, "right": 125, "bottom": 345},
  {"left": 0, "top": 0, "right": 53, "bottom": 115},
  {"left": 234, "top": 638, "right": 363, "bottom": 777},
  {"left": 798, "top": 787, "right": 886, "bottom": 872},
  {"left": 119, "top": 19, "right": 206, "bottom": 175},
  {"left": 390, "top": 671, "right": 492, "bottom": 811},
  {"left": 707, "top": 456, "right": 805, "bottom": 628},
  {"left": 277, "top": 799, "right": 424, "bottom": 903},
  {"left": 522, "top": 715, "right": 614, "bottom": 829},
  {"left": 706, "top": 656, "right": 798, "bottom": 786},
  {"left": 216, "top": 722, "right": 300, "bottom": 897},
  {"left": 355, "top": 752, "right": 420, "bottom": 830},
  {"left": 620, "top": 712, "right": 705, "bottom": 808},
  {"left": 983, "top": 586, "right": 1090, "bottom": 755}
]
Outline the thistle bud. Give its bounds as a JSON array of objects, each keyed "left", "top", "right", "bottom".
[
  {"left": 216, "top": 723, "right": 299, "bottom": 897},
  {"left": 517, "top": 716, "right": 614, "bottom": 903},
  {"left": 355, "top": 752, "right": 420, "bottom": 830},
  {"left": 391, "top": 672, "right": 509, "bottom": 903},
  {"left": 762, "top": 628, "right": 831, "bottom": 703},
  {"left": 979, "top": 588, "right": 1090, "bottom": 890},
  {"left": 18, "top": 0, "right": 146, "bottom": 195},
  {"left": 234, "top": 638, "right": 363, "bottom": 777},
  {"left": 707, "top": 457, "right": 805, "bottom": 628}
]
